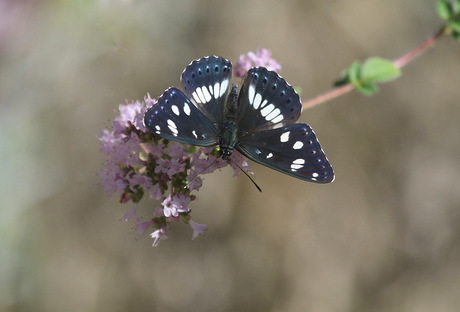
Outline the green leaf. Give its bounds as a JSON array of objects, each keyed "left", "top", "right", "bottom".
[
  {"left": 437, "top": 0, "right": 453, "bottom": 20},
  {"left": 361, "top": 57, "right": 401, "bottom": 84},
  {"left": 453, "top": 29, "right": 460, "bottom": 41},
  {"left": 448, "top": 19, "right": 460, "bottom": 33},
  {"left": 453, "top": 0, "right": 460, "bottom": 14}
]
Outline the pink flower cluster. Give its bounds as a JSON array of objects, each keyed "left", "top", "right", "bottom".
[
  {"left": 99, "top": 95, "right": 252, "bottom": 247},
  {"left": 234, "top": 48, "right": 282, "bottom": 77}
]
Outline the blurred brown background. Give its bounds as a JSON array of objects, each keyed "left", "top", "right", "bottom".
[{"left": 1, "top": 0, "right": 459, "bottom": 311}]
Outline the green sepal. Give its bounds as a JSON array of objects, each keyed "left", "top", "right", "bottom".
[
  {"left": 355, "top": 83, "right": 379, "bottom": 95},
  {"left": 130, "top": 185, "right": 144, "bottom": 203},
  {"left": 183, "top": 144, "right": 197, "bottom": 154}
]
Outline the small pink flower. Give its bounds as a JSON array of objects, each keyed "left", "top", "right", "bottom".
[
  {"left": 149, "top": 185, "right": 164, "bottom": 201},
  {"left": 135, "top": 220, "right": 154, "bottom": 236},
  {"left": 121, "top": 205, "right": 138, "bottom": 222},
  {"left": 167, "top": 159, "right": 186, "bottom": 176},
  {"left": 154, "top": 158, "right": 171, "bottom": 174},
  {"left": 143, "top": 142, "right": 165, "bottom": 159},
  {"left": 169, "top": 142, "right": 186, "bottom": 158},
  {"left": 150, "top": 227, "right": 168, "bottom": 247},
  {"left": 189, "top": 220, "right": 208, "bottom": 240},
  {"left": 234, "top": 48, "right": 282, "bottom": 77},
  {"left": 99, "top": 129, "right": 120, "bottom": 155},
  {"left": 126, "top": 172, "right": 153, "bottom": 192},
  {"left": 99, "top": 162, "right": 127, "bottom": 195},
  {"left": 124, "top": 132, "right": 143, "bottom": 167},
  {"left": 186, "top": 175, "right": 202, "bottom": 191},
  {"left": 162, "top": 194, "right": 191, "bottom": 217},
  {"left": 113, "top": 101, "right": 144, "bottom": 133},
  {"left": 229, "top": 150, "right": 253, "bottom": 177}
]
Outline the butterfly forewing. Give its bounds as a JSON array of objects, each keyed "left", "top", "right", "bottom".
[
  {"left": 144, "top": 87, "right": 218, "bottom": 146},
  {"left": 181, "top": 56, "right": 232, "bottom": 124},
  {"left": 237, "top": 67, "right": 302, "bottom": 135},
  {"left": 237, "top": 124, "right": 334, "bottom": 183}
]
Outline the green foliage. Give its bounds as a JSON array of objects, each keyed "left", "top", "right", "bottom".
[
  {"left": 335, "top": 57, "right": 401, "bottom": 96},
  {"left": 437, "top": 0, "right": 454, "bottom": 20},
  {"left": 437, "top": 0, "right": 460, "bottom": 41}
]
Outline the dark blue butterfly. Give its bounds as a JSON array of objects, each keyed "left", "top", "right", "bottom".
[{"left": 144, "top": 56, "right": 334, "bottom": 184}]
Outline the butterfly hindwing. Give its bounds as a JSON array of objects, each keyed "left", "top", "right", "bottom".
[
  {"left": 237, "top": 123, "right": 334, "bottom": 183},
  {"left": 181, "top": 56, "right": 232, "bottom": 124},
  {"left": 144, "top": 87, "right": 218, "bottom": 146},
  {"left": 236, "top": 67, "right": 302, "bottom": 135}
]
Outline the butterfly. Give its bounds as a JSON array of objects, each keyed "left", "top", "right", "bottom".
[{"left": 144, "top": 56, "right": 334, "bottom": 187}]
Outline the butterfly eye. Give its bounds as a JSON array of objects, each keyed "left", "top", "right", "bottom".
[
  {"left": 206, "top": 67, "right": 210, "bottom": 73},
  {"left": 280, "top": 91, "right": 285, "bottom": 97},
  {"left": 198, "top": 70, "right": 202, "bottom": 75},
  {"left": 272, "top": 83, "right": 277, "bottom": 90},
  {"left": 214, "top": 65, "right": 219, "bottom": 72}
]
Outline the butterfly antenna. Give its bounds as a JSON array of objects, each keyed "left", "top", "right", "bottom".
[
  {"left": 185, "top": 157, "right": 220, "bottom": 188},
  {"left": 230, "top": 158, "right": 262, "bottom": 192}
]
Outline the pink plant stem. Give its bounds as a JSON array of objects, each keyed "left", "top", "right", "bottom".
[{"left": 302, "top": 25, "right": 449, "bottom": 110}]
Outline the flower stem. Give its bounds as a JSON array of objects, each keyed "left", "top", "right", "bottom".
[
  {"left": 302, "top": 25, "right": 450, "bottom": 110},
  {"left": 392, "top": 25, "right": 450, "bottom": 69}
]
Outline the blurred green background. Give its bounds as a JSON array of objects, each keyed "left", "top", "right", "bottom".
[{"left": 1, "top": 0, "right": 460, "bottom": 311}]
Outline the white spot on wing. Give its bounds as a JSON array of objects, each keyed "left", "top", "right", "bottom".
[
  {"left": 248, "top": 84, "right": 255, "bottom": 105},
  {"left": 183, "top": 103, "right": 191, "bottom": 116},
  {"left": 213, "top": 82, "right": 220, "bottom": 99},
  {"left": 271, "top": 114, "right": 284, "bottom": 124},
  {"left": 192, "top": 91, "right": 201, "bottom": 104},
  {"left": 196, "top": 87, "right": 206, "bottom": 104},
  {"left": 192, "top": 130, "right": 198, "bottom": 138},
  {"left": 219, "top": 79, "right": 229, "bottom": 97},
  {"left": 260, "top": 104, "right": 274, "bottom": 117},
  {"left": 280, "top": 131, "right": 290, "bottom": 143},
  {"left": 266, "top": 153, "right": 273, "bottom": 159},
  {"left": 260, "top": 99, "right": 268, "bottom": 108},
  {"left": 201, "top": 86, "right": 212, "bottom": 102},
  {"left": 253, "top": 93, "right": 262, "bottom": 109},
  {"left": 155, "top": 125, "right": 161, "bottom": 131},
  {"left": 171, "top": 105, "right": 180, "bottom": 116},
  {"left": 293, "top": 141, "right": 304, "bottom": 150},
  {"left": 291, "top": 158, "right": 305, "bottom": 169},
  {"left": 265, "top": 108, "right": 281, "bottom": 121},
  {"left": 167, "top": 119, "right": 178, "bottom": 136},
  {"left": 312, "top": 172, "right": 319, "bottom": 178},
  {"left": 167, "top": 119, "right": 176, "bottom": 128}
]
